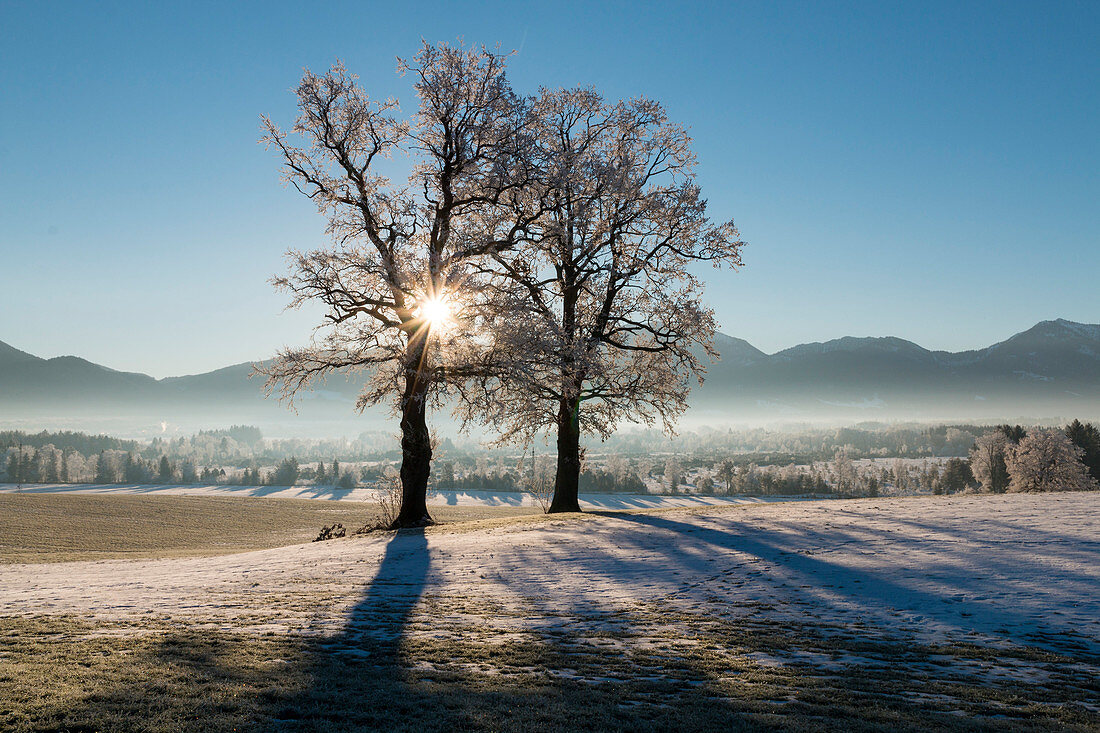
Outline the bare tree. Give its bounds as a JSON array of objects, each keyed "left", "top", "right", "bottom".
[
  {"left": 832, "top": 449, "right": 857, "bottom": 493},
  {"left": 464, "top": 88, "right": 744, "bottom": 512},
  {"left": 969, "top": 431, "right": 1010, "bottom": 493},
  {"left": 664, "top": 457, "right": 684, "bottom": 494},
  {"left": 1006, "top": 428, "right": 1097, "bottom": 493},
  {"left": 256, "top": 43, "right": 534, "bottom": 527},
  {"left": 714, "top": 459, "right": 736, "bottom": 494}
]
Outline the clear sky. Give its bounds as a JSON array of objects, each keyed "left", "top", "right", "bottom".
[{"left": 1, "top": 1, "right": 1097, "bottom": 378}]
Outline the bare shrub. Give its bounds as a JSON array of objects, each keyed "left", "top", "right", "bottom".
[
  {"left": 350, "top": 465, "right": 405, "bottom": 534},
  {"left": 360, "top": 467, "right": 403, "bottom": 532},
  {"left": 529, "top": 474, "right": 553, "bottom": 514},
  {"left": 524, "top": 455, "right": 556, "bottom": 513},
  {"left": 313, "top": 523, "right": 346, "bottom": 542}
]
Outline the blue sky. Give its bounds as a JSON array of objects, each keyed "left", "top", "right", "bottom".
[{"left": 1, "top": 1, "right": 1097, "bottom": 378}]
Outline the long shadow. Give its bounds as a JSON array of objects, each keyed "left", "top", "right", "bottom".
[
  {"left": 53, "top": 529, "right": 431, "bottom": 731},
  {"left": 271, "top": 527, "right": 787, "bottom": 730},
  {"left": 722, "top": 506, "right": 1100, "bottom": 596},
  {"left": 248, "top": 529, "right": 439, "bottom": 729},
  {"left": 802, "top": 506, "right": 1100, "bottom": 588},
  {"left": 335, "top": 529, "right": 431, "bottom": 651},
  {"left": 262, "top": 530, "right": 794, "bottom": 732},
  {"left": 601, "top": 511, "right": 1100, "bottom": 659},
  {"left": 49, "top": 505, "right": 1100, "bottom": 731}
]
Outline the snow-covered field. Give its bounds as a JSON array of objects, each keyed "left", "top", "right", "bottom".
[
  {"left": 2, "top": 492, "right": 1096, "bottom": 654},
  {"left": 0, "top": 483, "right": 805, "bottom": 510},
  {"left": 3, "top": 491, "right": 1098, "bottom": 727}
]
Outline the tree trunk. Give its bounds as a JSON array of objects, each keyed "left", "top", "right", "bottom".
[
  {"left": 548, "top": 398, "right": 582, "bottom": 513},
  {"left": 393, "top": 365, "right": 434, "bottom": 528}
]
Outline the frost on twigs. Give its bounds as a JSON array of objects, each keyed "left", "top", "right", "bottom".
[
  {"left": 256, "top": 42, "right": 746, "bottom": 516},
  {"left": 1006, "top": 428, "right": 1098, "bottom": 493},
  {"left": 255, "top": 42, "right": 539, "bottom": 525},
  {"left": 453, "top": 86, "right": 745, "bottom": 509}
]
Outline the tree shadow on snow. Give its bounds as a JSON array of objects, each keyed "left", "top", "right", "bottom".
[
  {"left": 65, "top": 524, "right": 803, "bottom": 732},
  {"left": 256, "top": 529, "right": 787, "bottom": 732},
  {"left": 63, "top": 507, "right": 1100, "bottom": 731},
  {"left": 600, "top": 511, "right": 1100, "bottom": 659}
]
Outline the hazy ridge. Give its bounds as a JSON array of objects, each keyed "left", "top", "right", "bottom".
[{"left": 2, "top": 318, "right": 1098, "bottom": 436}]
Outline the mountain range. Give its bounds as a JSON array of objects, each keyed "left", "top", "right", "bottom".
[{"left": 2, "top": 319, "right": 1098, "bottom": 437}]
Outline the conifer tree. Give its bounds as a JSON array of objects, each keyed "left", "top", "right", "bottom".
[{"left": 158, "top": 456, "right": 174, "bottom": 483}]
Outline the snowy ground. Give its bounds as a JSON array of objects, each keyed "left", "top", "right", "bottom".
[
  {"left": 2, "top": 492, "right": 1097, "bottom": 654},
  {"left": 3, "top": 491, "right": 1098, "bottom": 727},
  {"left": 0, "top": 482, "right": 806, "bottom": 510}
]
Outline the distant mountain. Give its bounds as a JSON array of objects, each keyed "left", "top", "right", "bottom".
[
  {"left": 1, "top": 319, "right": 1098, "bottom": 436},
  {"left": 710, "top": 332, "right": 768, "bottom": 366},
  {"left": 0, "top": 345, "right": 159, "bottom": 403},
  {"left": 0, "top": 340, "right": 40, "bottom": 367},
  {"left": 693, "top": 319, "right": 1100, "bottom": 421}
]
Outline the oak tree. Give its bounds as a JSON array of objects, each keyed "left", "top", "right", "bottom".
[
  {"left": 257, "top": 44, "right": 534, "bottom": 527},
  {"left": 466, "top": 88, "right": 744, "bottom": 512}
]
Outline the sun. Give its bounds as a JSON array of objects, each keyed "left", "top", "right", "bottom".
[{"left": 420, "top": 296, "right": 452, "bottom": 326}]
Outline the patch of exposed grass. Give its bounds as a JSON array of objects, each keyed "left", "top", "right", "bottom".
[
  {"left": 0, "top": 493, "right": 538, "bottom": 563},
  {"left": 1, "top": 615, "right": 1097, "bottom": 732}
]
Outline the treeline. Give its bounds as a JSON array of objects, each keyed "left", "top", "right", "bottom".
[
  {"left": 4, "top": 422, "right": 1098, "bottom": 496},
  {"left": 0, "top": 426, "right": 410, "bottom": 487},
  {"left": 0, "top": 426, "right": 432, "bottom": 469},
  {"left": 3, "top": 447, "right": 228, "bottom": 485},
  {"left": 147, "top": 427, "right": 408, "bottom": 464},
  {"left": 434, "top": 456, "right": 650, "bottom": 495},
  {"left": 0, "top": 430, "right": 138, "bottom": 455},
  {"left": 2, "top": 447, "right": 379, "bottom": 489},
  {"left": 655, "top": 420, "right": 1100, "bottom": 498},
  {"left": 601, "top": 424, "right": 1026, "bottom": 461},
  {"left": 966, "top": 420, "right": 1099, "bottom": 493}
]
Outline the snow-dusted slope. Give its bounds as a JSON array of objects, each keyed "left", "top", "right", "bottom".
[{"left": 3, "top": 493, "right": 1097, "bottom": 662}]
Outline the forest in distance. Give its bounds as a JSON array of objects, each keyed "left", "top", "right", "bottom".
[{"left": 5, "top": 419, "right": 1098, "bottom": 498}]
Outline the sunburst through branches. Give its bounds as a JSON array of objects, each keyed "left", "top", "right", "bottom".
[{"left": 419, "top": 296, "right": 453, "bottom": 328}]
